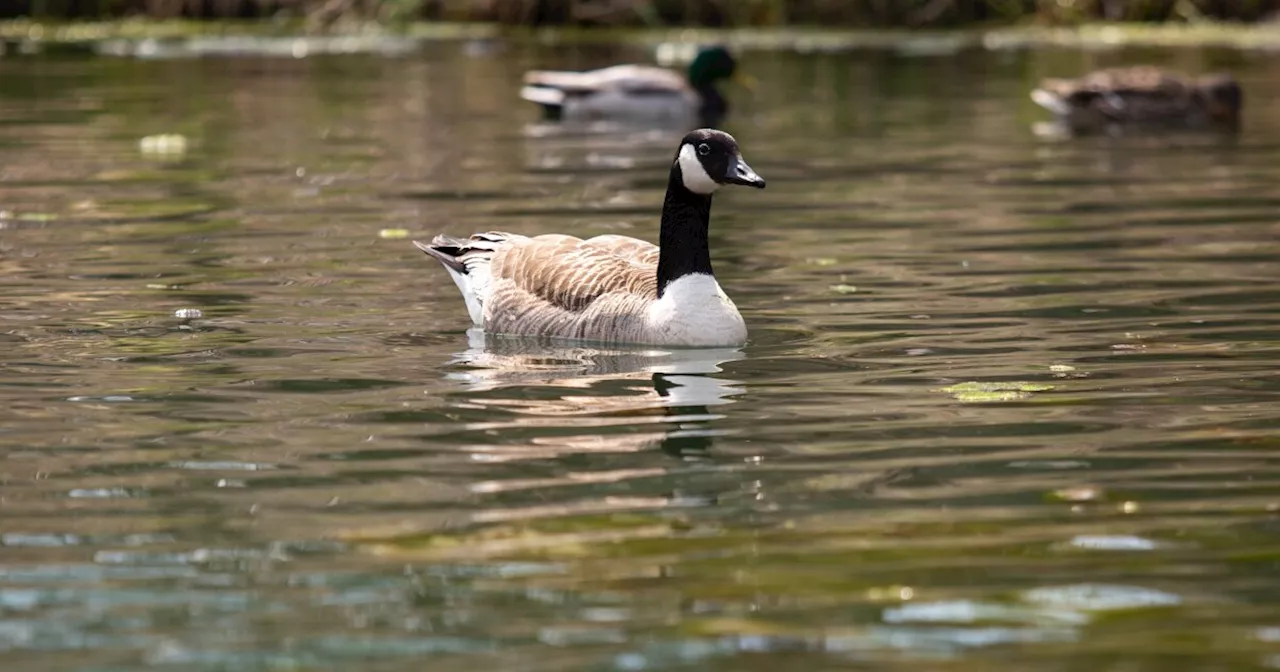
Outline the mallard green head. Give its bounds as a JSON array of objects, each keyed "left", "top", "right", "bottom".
[{"left": 687, "top": 46, "right": 738, "bottom": 88}]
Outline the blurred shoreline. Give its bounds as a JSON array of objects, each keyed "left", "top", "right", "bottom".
[
  {"left": 4, "top": 0, "right": 1280, "bottom": 30},
  {"left": 4, "top": 18, "right": 1280, "bottom": 55}
]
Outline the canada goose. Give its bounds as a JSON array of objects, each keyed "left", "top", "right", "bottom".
[
  {"left": 1031, "top": 67, "right": 1243, "bottom": 134},
  {"left": 519, "top": 45, "right": 746, "bottom": 126},
  {"left": 414, "top": 128, "right": 765, "bottom": 348}
]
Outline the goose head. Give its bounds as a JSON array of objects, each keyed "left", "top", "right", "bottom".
[{"left": 673, "top": 128, "right": 766, "bottom": 196}]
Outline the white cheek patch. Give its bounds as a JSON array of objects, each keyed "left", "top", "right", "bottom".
[{"left": 676, "top": 144, "right": 720, "bottom": 195}]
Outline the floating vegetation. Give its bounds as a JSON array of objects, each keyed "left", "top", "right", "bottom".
[
  {"left": 940, "top": 381, "right": 1055, "bottom": 403},
  {"left": 1050, "top": 486, "right": 1105, "bottom": 503},
  {"left": 0, "top": 210, "right": 58, "bottom": 224},
  {"left": 139, "top": 133, "right": 188, "bottom": 155}
]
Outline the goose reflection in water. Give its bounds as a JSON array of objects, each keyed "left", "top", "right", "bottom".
[{"left": 442, "top": 327, "right": 746, "bottom": 461}]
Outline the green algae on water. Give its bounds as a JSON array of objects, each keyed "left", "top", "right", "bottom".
[{"left": 940, "top": 381, "right": 1055, "bottom": 402}]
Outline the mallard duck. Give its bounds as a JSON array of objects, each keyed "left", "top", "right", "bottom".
[
  {"left": 414, "top": 128, "right": 765, "bottom": 347},
  {"left": 1031, "top": 67, "right": 1243, "bottom": 134},
  {"left": 519, "top": 45, "right": 746, "bottom": 126}
]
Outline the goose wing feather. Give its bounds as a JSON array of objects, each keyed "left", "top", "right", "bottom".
[{"left": 491, "top": 233, "right": 659, "bottom": 313}]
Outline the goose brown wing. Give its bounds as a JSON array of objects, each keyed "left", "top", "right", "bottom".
[{"left": 491, "top": 234, "right": 659, "bottom": 312}]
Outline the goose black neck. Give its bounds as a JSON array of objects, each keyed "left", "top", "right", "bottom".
[{"left": 656, "top": 167, "right": 714, "bottom": 298}]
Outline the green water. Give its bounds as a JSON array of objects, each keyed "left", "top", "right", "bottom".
[{"left": 2, "top": 38, "right": 1280, "bottom": 671}]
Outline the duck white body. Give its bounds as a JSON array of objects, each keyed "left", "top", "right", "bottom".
[
  {"left": 519, "top": 47, "right": 742, "bottom": 126},
  {"left": 520, "top": 65, "right": 700, "bottom": 124},
  {"left": 416, "top": 129, "right": 764, "bottom": 348}
]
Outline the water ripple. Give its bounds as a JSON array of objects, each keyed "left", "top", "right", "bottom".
[{"left": 0, "top": 39, "right": 1278, "bottom": 672}]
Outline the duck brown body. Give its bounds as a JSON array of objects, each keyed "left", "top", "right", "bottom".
[{"left": 1032, "top": 67, "right": 1242, "bottom": 134}]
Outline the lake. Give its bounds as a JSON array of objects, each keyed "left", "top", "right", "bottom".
[{"left": 2, "top": 33, "right": 1280, "bottom": 671}]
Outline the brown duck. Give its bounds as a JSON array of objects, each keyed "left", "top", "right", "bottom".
[{"left": 1031, "top": 67, "right": 1242, "bottom": 133}]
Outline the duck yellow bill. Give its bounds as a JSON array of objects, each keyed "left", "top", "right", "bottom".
[{"left": 733, "top": 71, "right": 757, "bottom": 92}]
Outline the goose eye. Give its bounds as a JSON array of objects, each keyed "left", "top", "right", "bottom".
[{"left": 696, "top": 143, "right": 711, "bottom": 156}]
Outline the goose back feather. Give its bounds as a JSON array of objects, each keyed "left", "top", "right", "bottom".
[{"left": 416, "top": 233, "right": 665, "bottom": 343}]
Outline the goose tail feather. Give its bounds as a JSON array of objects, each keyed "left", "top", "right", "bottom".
[
  {"left": 413, "top": 237, "right": 467, "bottom": 273},
  {"left": 414, "top": 233, "right": 507, "bottom": 326}
]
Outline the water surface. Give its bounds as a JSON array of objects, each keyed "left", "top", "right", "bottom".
[{"left": 2, "top": 40, "right": 1280, "bottom": 671}]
